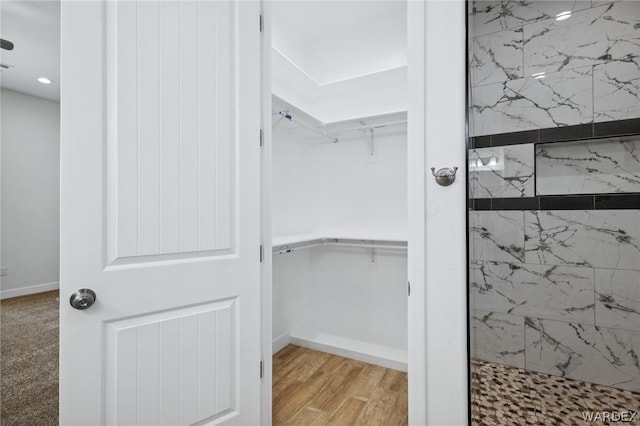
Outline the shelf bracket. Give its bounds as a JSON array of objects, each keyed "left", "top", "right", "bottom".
[
  {"left": 360, "top": 121, "right": 375, "bottom": 156},
  {"left": 368, "top": 128, "right": 375, "bottom": 156}
]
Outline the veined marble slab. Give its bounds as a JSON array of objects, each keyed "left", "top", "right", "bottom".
[
  {"left": 471, "top": 261, "right": 595, "bottom": 323},
  {"left": 471, "top": 67, "right": 592, "bottom": 136},
  {"left": 470, "top": 1, "right": 592, "bottom": 38},
  {"left": 597, "top": 1, "right": 640, "bottom": 64},
  {"left": 536, "top": 136, "right": 640, "bottom": 195},
  {"left": 471, "top": 211, "right": 525, "bottom": 262},
  {"left": 523, "top": 6, "right": 609, "bottom": 75},
  {"left": 594, "top": 59, "right": 640, "bottom": 123},
  {"left": 471, "top": 28, "right": 524, "bottom": 86},
  {"left": 469, "top": 144, "right": 534, "bottom": 198},
  {"left": 523, "top": 2, "right": 640, "bottom": 75},
  {"left": 473, "top": 309, "right": 525, "bottom": 368},
  {"left": 596, "top": 268, "right": 640, "bottom": 331},
  {"left": 525, "top": 318, "right": 640, "bottom": 392},
  {"left": 524, "top": 210, "right": 640, "bottom": 270}
]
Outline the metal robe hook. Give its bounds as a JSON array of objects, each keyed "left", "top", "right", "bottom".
[{"left": 431, "top": 166, "right": 458, "bottom": 186}]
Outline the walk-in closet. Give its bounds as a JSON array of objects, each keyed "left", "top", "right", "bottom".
[{"left": 269, "top": 2, "right": 409, "bottom": 423}]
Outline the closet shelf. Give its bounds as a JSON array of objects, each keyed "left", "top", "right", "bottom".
[
  {"left": 272, "top": 234, "right": 407, "bottom": 255},
  {"left": 273, "top": 105, "right": 407, "bottom": 146}
]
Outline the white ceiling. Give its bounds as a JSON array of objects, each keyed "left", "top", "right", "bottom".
[
  {"left": 0, "top": 0, "right": 60, "bottom": 102},
  {"left": 272, "top": 1, "right": 406, "bottom": 85},
  {"left": 271, "top": 0, "right": 407, "bottom": 123},
  {"left": 0, "top": 0, "right": 407, "bottom": 115}
]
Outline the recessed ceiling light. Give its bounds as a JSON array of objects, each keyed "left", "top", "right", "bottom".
[
  {"left": 37, "top": 77, "right": 52, "bottom": 84},
  {"left": 532, "top": 72, "right": 546, "bottom": 79},
  {"left": 555, "top": 11, "right": 572, "bottom": 21}
]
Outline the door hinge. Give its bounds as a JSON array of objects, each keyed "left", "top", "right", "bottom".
[
  {"left": 260, "top": 360, "right": 264, "bottom": 379},
  {"left": 260, "top": 129, "right": 263, "bottom": 147},
  {"left": 260, "top": 245, "right": 263, "bottom": 263},
  {"left": 259, "top": 14, "right": 263, "bottom": 32},
  {"left": 408, "top": 281, "right": 411, "bottom": 296}
]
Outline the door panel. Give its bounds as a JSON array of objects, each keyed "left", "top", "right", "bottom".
[
  {"left": 60, "top": 1, "right": 261, "bottom": 424},
  {"left": 106, "top": 0, "right": 235, "bottom": 263},
  {"left": 104, "top": 299, "right": 236, "bottom": 425}
]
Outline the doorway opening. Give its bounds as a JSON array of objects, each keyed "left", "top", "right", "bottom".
[
  {"left": 268, "top": 2, "right": 409, "bottom": 424},
  {"left": 0, "top": 1, "right": 61, "bottom": 424},
  {"left": 2, "top": 1, "right": 415, "bottom": 424}
]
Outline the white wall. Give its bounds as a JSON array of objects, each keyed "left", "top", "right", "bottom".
[
  {"left": 272, "top": 248, "right": 312, "bottom": 347},
  {"left": 271, "top": 126, "right": 318, "bottom": 237},
  {"left": 272, "top": 122, "right": 407, "bottom": 238},
  {"left": 272, "top": 121, "right": 408, "bottom": 369},
  {"left": 1, "top": 89, "right": 60, "bottom": 298}
]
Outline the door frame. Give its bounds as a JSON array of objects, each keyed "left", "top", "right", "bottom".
[
  {"left": 406, "top": 0, "right": 427, "bottom": 421},
  {"left": 260, "top": 0, "right": 274, "bottom": 423},
  {"left": 407, "top": 1, "right": 468, "bottom": 424},
  {"left": 258, "top": 1, "right": 468, "bottom": 424}
]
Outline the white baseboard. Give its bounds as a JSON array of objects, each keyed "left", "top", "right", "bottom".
[
  {"left": 290, "top": 335, "right": 408, "bottom": 372},
  {"left": 272, "top": 332, "right": 291, "bottom": 355},
  {"left": 0, "top": 281, "right": 59, "bottom": 300}
]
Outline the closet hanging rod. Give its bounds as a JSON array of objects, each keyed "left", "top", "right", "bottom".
[
  {"left": 324, "top": 242, "right": 407, "bottom": 250},
  {"left": 272, "top": 238, "right": 408, "bottom": 255},
  {"left": 333, "top": 119, "right": 407, "bottom": 133},
  {"left": 276, "top": 111, "right": 339, "bottom": 143},
  {"left": 273, "top": 242, "right": 325, "bottom": 255}
]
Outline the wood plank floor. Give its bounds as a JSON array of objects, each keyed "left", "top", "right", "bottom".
[{"left": 273, "top": 345, "right": 408, "bottom": 426}]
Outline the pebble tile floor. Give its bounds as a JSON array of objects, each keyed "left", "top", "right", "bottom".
[{"left": 472, "top": 360, "right": 640, "bottom": 425}]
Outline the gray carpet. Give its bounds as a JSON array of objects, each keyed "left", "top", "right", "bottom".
[{"left": 1, "top": 290, "right": 59, "bottom": 425}]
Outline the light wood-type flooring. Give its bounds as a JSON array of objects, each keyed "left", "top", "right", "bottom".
[{"left": 273, "top": 345, "right": 408, "bottom": 426}]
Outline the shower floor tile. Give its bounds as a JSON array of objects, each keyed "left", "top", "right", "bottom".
[{"left": 471, "top": 359, "right": 640, "bottom": 425}]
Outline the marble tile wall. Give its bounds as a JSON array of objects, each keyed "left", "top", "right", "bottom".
[
  {"left": 473, "top": 309, "right": 525, "bottom": 368},
  {"left": 469, "top": 0, "right": 640, "bottom": 392},
  {"left": 471, "top": 260, "right": 595, "bottom": 323},
  {"left": 469, "top": 144, "right": 534, "bottom": 198},
  {"left": 471, "top": 29, "right": 523, "bottom": 86},
  {"left": 471, "top": 67, "right": 593, "bottom": 136},
  {"left": 524, "top": 210, "right": 640, "bottom": 269},
  {"left": 536, "top": 136, "right": 640, "bottom": 195},
  {"left": 471, "top": 135, "right": 640, "bottom": 198},
  {"left": 595, "top": 269, "right": 640, "bottom": 331},
  {"left": 470, "top": 1, "right": 592, "bottom": 38},
  {"left": 470, "top": 211, "right": 525, "bottom": 262},
  {"left": 594, "top": 59, "right": 640, "bottom": 122},
  {"left": 470, "top": 210, "right": 640, "bottom": 390},
  {"left": 470, "top": 1, "right": 640, "bottom": 136},
  {"left": 525, "top": 317, "right": 640, "bottom": 392}
]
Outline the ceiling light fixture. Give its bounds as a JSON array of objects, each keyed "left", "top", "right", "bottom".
[
  {"left": 37, "top": 77, "right": 52, "bottom": 84},
  {"left": 532, "top": 72, "right": 546, "bottom": 79},
  {"left": 555, "top": 11, "right": 572, "bottom": 21}
]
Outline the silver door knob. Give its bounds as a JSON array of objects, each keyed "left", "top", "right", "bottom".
[{"left": 70, "top": 288, "right": 96, "bottom": 310}]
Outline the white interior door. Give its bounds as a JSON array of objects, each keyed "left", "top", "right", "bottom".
[{"left": 59, "top": 1, "right": 262, "bottom": 424}]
